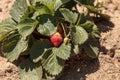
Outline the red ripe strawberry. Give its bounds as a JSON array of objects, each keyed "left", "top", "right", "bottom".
[{"left": 50, "top": 32, "right": 63, "bottom": 47}]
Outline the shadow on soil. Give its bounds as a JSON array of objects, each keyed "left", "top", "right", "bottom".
[
  {"left": 95, "top": 19, "right": 114, "bottom": 33},
  {"left": 57, "top": 58, "right": 99, "bottom": 80},
  {"left": 95, "top": 19, "right": 115, "bottom": 58}
]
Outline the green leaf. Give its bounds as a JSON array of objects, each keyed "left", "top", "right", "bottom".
[
  {"left": 73, "top": 45, "right": 80, "bottom": 55},
  {"left": 19, "top": 58, "right": 42, "bottom": 80},
  {"left": 92, "top": 24, "right": 100, "bottom": 38},
  {"left": 45, "top": 1, "right": 56, "bottom": 15},
  {"left": 54, "top": 0, "right": 70, "bottom": 11},
  {"left": 59, "top": 8, "right": 78, "bottom": 24},
  {"left": 36, "top": 0, "right": 53, "bottom": 4},
  {"left": 33, "top": 0, "right": 55, "bottom": 16},
  {"left": 41, "top": 48, "right": 64, "bottom": 75},
  {"left": 37, "top": 15, "right": 57, "bottom": 36},
  {"left": 72, "top": 26, "right": 88, "bottom": 45},
  {"left": 86, "top": 5, "right": 100, "bottom": 13},
  {"left": 80, "top": 21, "right": 94, "bottom": 33},
  {"left": 83, "top": 37, "right": 99, "bottom": 58},
  {"left": 99, "top": 13, "right": 110, "bottom": 20},
  {"left": 10, "top": 0, "right": 28, "bottom": 22},
  {"left": 52, "top": 43, "right": 71, "bottom": 60},
  {"left": 45, "top": 72, "right": 56, "bottom": 80},
  {"left": 18, "top": 19, "right": 38, "bottom": 38},
  {"left": 1, "top": 31, "right": 20, "bottom": 53},
  {"left": 78, "top": 13, "right": 89, "bottom": 24},
  {"left": 75, "top": 0, "right": 95, "bottom": 5},
  {"left": 37, "top": 22, "right": 56, "bottom": 36},
  {"left": 80, "top": 21, "right": 100, "bottom": 38},
  {"left": 62, "top": 0, "right": 77, "bottom": 9},
  {"left": 0, "top": 18, "right": 17, "bottom": 41},
  {"left": 1, "top": 31, "right": 29, "bottom": 62},
  {"left": 30, "top": 39, "right": 53, "bottom": 63},
  {"left": 33, "top": 4, "right": 52, "bottom": 18}
]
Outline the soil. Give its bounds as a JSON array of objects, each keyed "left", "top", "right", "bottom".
[{"left": 0, "top": 0, "right": 120, "bottom": 80}]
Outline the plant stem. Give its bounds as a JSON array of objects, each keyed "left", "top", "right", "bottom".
[
  {"left": 76, "top": 14, "right": 81, "bottom": 25},
  {"left": 75, "top": 4, "right": 81, "bottom": 25},
  {"left": 26, "top": 0, "right": 30, "bottom": 6},
  {"left": 61, "top": 23, "right": 67, "bottom": 37}
]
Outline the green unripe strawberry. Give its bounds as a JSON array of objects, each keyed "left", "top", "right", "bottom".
[
  {"left": 64, "top": 37, "right": 69, "bottom": 43},
  {"left": 50, "top": 32, "right": 63, "bottom": 47}
]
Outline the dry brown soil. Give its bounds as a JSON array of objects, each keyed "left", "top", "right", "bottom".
[{"left": 0, "top": 0, "right": 120, "bottom": 80}]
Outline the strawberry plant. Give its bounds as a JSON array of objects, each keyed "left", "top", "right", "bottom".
[{"left": 0, "top": 0, "right": 103, "bottom": 80}]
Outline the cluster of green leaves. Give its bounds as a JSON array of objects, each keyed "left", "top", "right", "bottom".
[{"left": 0, "top": 0, "right": 101, "bottom": 80}]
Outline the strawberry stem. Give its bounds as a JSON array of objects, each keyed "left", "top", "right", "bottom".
[
  {"left": 75, "top": 5, "right": 81, "bottom": 25},
  {"left": 26, "top": 0, "right": 30, "bottom": 6},
  {"left": 61, "top": 23, "right": 67, "bottom": 37},
  {"left": 76, "top": 14, "right": 81, "bottom": 25}
]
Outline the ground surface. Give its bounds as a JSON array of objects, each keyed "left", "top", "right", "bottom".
[{"left": 0, "top": 0, "right": 120, "bottom": 80}]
